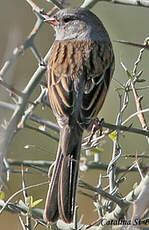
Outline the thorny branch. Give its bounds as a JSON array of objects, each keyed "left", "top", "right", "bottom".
[
  {"left": 8, "top": 158, "right": 149, "bottom": 173},
  {"left": 119, "top": 37, "right": 149, "bottom": 142},
  {"left": 131, "top": 39, "right": 149, "bottom": 142},
  {"left": 1, "top": 171, "right": 149, "bottom": 230},
  {"left": 0, "top": 0, "right": 53, "bottom": 185}
]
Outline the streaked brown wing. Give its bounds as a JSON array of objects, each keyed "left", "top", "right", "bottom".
[
  {"left": 80, "top": 42, "right": 114, "bottom": 128},
  {"left": 48, "top": 40, "right": 114, "bottom": 128}
]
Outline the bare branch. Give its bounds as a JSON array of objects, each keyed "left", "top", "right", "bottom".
[
  {"left": 29, "top": 113, "right": 59, "bottom": 133},
  {"left": 79, "top": 179, "right": 127, "bottom": 207},
  {"left": 0, "top": 199, "right": 44, "bottom": 220},
  {"left": 0, "top": 101, "right": 16, "bottom": 110},
  {"left": 0, "top": 181, "right": 48, "bottom": 214},
  {"left": 94, "top": 172, "right": 149, "bottom": 230},
  {"left": 45, "top": 0, "right": 64, "bottom": 9},
  {"left": 115, "top": 38, "right": 149, "bottom": 50}
]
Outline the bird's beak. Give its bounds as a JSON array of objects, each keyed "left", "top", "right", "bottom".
[{"left": 44, "top": 16, "right": 58, "bottom": 26}]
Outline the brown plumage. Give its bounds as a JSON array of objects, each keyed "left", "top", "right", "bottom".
[{"left": 44, "top": 8, "right": 115, "bottom": 223}]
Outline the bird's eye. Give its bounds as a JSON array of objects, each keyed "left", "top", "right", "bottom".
[
  {"left": 63, "top": 16, "right": 77, "bottom": 23},
  {"left": 63, "top": 17, "right": 72, "bottom": 23}
]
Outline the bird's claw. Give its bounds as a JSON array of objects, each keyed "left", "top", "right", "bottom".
[{"left": 87, "top": 118, "right": 104, "bottom": 144}]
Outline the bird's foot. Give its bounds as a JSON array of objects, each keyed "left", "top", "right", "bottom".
[{"left": 87, "top": 118, "right": 104, "bottom": 144}]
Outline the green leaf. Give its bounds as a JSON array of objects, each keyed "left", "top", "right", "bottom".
[
  {"left": 121, "top": 62, "right": 133, "bottom": 80},
  {"left": 109, "top": 131, "right": 117, "bottom": 141},
  {"left": 0, "top": 191, "right": 5, "bottom": 200},
  {"left": 31, "top": 199, "right": 43, "bottom": 208},
  {"left": 91, "top": 148, "right": 104, "bottom": 154},
  {"left": 126, "top": 70, "right": 133, "bottom": 80},
  {"left": 115, "top": 88, "right": 124, "bottom": 92},
  {"left": 25, "top": 196, "right": 43, "bottom": 209}
]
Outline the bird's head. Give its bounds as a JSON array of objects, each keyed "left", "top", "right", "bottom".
[{"left": 44, "top": 8, "right": 109, "bottom": 41}]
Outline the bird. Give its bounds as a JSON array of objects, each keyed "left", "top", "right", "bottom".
[{"left": 44, "top": 7, "right": 115, "bottom": 223}]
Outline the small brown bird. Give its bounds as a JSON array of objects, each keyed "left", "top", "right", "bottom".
[{"left": 44, "top": 7, "right": 115, "bottom": 223}]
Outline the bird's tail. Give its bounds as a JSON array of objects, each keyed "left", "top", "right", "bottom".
[{"left": 44, "top": 123, "right": 83, "bottom": 223}]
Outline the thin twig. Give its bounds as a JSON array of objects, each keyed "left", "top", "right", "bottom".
[
  {"left": 115, "top": 38, "right": 149, "bottom": 50},
  {"left": 45, "top": 0, "right": 64, "bottom": 9},
  {"left": 122, "top": 108, "right": 149, "bottom": 125},
  {"left": 0, "top": 101, "right": 16, "bottom": 110},
  {"left": 25, "top": 124, "right": 59, "bottom": 141},
  {"left": 96, "top": 172, "right": 149, "bottom": 230},
  {"left": 79, "top": 180, "right": 125, "bottom": 207},
  {"left": 29, "top": 113, "right": 59, "bottom": 133},
  {"left": 130, "top": 39, "right": 149, "bottom": 142},
  {"left": 122, "top": 154, "right": 149, "bottom": 159},
  {"left": 0, "top": 181, "right": 48, "bottom": 214}
]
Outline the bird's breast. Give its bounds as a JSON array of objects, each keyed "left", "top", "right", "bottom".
[{"left": 49, "top": 40, "right": 95, "bottom": 80}]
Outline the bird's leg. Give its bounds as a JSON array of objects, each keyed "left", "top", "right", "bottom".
[
  {"left": 87, "top": 118, "right": 104, "bottom": 144},
  {"left": 98, "top": 118, "right": 104, "bottom": 136}
]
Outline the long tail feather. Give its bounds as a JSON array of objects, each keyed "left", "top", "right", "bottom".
[
  {"left": 44, "top": 124, "right": 82, "bottom": 223},
  {"left": 44, "top": 145, "right": 62, "bottom": 222},
  {"left": 58, "top": 154, "right": 78, "bottom": 222}
]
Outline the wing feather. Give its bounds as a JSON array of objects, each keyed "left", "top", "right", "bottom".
[{"left": 48, "top": 40, "right": 114, "bottom": 128}]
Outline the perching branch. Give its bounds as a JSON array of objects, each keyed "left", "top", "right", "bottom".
[{"left": 8, "top": 158, "right": 149, "bottom": 173}]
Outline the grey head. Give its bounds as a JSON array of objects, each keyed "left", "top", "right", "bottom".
[{"left": 46, "top": 8, "right": 110, "bottom": 42}]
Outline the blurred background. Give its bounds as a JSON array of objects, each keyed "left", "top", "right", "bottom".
[{"left": 0, "top": 0, "right": 149, "bottom": 229}]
